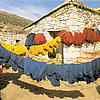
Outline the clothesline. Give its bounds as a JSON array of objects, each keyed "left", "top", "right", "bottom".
[
  {"left": 29, "top": 36, "right": 61, "bottom": 56},
  {"left": 0, "top": 28, "right": 100, "bottom": 56},
  {"left": 0, "top": 45, "right": 100, "bottom": 87}
]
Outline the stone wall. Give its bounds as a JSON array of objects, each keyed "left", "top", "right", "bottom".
[
  {"left": 0, "top": 32, "right": 27, "bottom": 46},
  {"left": 26, "top": 4, "right": 100, "bottom": 64}
]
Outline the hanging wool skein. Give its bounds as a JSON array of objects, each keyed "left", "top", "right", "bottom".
[
  {"left": 29, "top": 36, "right": 61, "bottom": 56},
  {"left": 39, "top": 33, "right": 47, "bottom": 44},
  {"left": 83, "top": 28, "right": 94, "bottom": 43},
  {"left": 78, "top": 32, "right": 85, "bottom": 45},
  {"left": 34, "top": 33, "right": 40, "bottom": 45},
  {"left": 0, "top": 41, "right": 27, "bottom": 55},
  {"left": 44, "top": 42, "right": 53, "bottom": 53},
  {"left": 0, "top": 41, "right": 15, "bottom": 52},
  {"left": 25, "top": 33, "right": 36, "bottom": 50},
  {"left": 34, "top": 33, "right": 47, "bottom": 45},
  {"left": 29, "top": 45, "right": 39, "bottom": 56},
  {"left": 13, "top": 45, "right": 27, "bottom": 55},
  {"left": 73, "top": 32, "right": 84, "bottom": 45},
  {"left": 58, "top": 29, "right": 67, "bottom": 43},
  {"left": 93, "top": 29, "right": 100, "bottom": 42},
  {"left": 58, "top": 30, "right": 74, "bottom": 46},
  {"left": 64, "top": 31, "right": 74, "bottom": 46},
  {"left": 73, "top": 32, "right": 79, "bottom": 45}
]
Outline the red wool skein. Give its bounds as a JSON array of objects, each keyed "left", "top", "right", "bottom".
[
  {"left": 58, "top": 30, "right": 67, "bottom": 43},
  {"left": 59, "top": 30, "right": 74, "bottom": 46},
  {"left": 73, "top": 32, "right": 79, "bottom": 45},
  {"left": 93, "top": 30, "right": 100, "bottom": 41},
  {"left": 73, "top": 32, "right": 84, "bottom": 45},
  {"left": 83, "top": 28, "right": 94, "bottom": 43},
  {"left": 78, "top": 32, "right": 84, "bottom": 45},
  {"left": 34, "top": 33, "right": 47, "bottom": 45},
  {"left": 64, "top": 32, "right": 74, "bottom": 46}
]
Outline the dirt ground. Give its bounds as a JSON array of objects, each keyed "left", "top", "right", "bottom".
[{"left": 0, "top": 68, "right": 100, "bottom": 100}]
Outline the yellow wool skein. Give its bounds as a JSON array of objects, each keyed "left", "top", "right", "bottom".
[
  {"left": 42, "top": 43, "right": 50, "bottom": 51},
  {"left": 13, "top": 45, "right": 27, "bottom": 55},
  {"left": 34, "top": 46, "right": 39, "bottom": 56},
  {"left": 42, "top": 44, "right": 47, "bottom": 50},
  {"left": 0, "top": 41, "right": 6, "bottom": 46},
  {"left": 0, "top": 41, "right": 27, "bottom": 55},
  {"left": 30, "top": 46, "right": 37, "bottom": 55},
  {"left": 48, "top": 41, "right": 54, "bottom": 48},
  {"left": 31, "top": 46, "right": 36, "bottom": 55},
  {"left": 13, "top": 45, "right": 19, "bottom": 54},
  {"left": 0, "top": 41, "right": 8, "bottom": 49},
  {"left": 29, "top": 46, "right": 33, "bottom": 53},
  {"left": 29, "top": 36, "right": 61, "bottom": 56},
  {"left": 55, "top": 36, "right": 61, "bottom": 43},
  {"left": 42, "top": 50, "right": 47, "bottom": 55},
  {"left": 0, "top": 41, "right": 14, "bottom": 52},
  {"left": 7, "top": 44, "right": 15, "bottom": 52},
  {"left": 43, "top": 42, "right": 53, "bottom": 53},
  {"left": 19, "top": 46, "right": 27, "bottom": 54},
  {"left": 38, "top": 45, "right": 44, "bottom": 54},
  {"left": 48, "top": 47, "right": 53, "bottom": 53},
  {"left": 53, "top": 40, "right": 59, "bottom": 48},
  {"left": 2, "top": 43, "right": 15, "bottom": 52},
  {"left": 30, "top": 46, "right": 39, "bottom": 56}
]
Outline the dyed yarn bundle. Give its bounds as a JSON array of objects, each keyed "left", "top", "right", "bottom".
[
  {"left": 0, "top": 41, "right": 27, "bottom": 55},
  {"left": 59, "top": 28, "right": 100, "bottom": 46},
  {"left": 29, "top": 36, "right": 61, "bottom": 56},
  {"left": 59, "top": 30, "right": 74, "bottom": 46},
  {"left": 34, "top": 33, "right": 47, "bottom": 45},
  {"left": 83, "top": 28, "right": 100, "bottom": 43},
  {"left": 93, "top": 29, "right": 100, "bottom": 41},
  {"left": 83, "top": 28, "right": 94, "bottom": 43},
  {"left": 25, "top": 33, "right": 36, "bottom": 49},
  {"left": 73, "top": 32, "right": 84, "bottom": 45}
]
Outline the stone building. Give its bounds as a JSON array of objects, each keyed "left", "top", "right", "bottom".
[
  {"left": 21, "top": 0, "right": 100, "bottom": 63},
  {"left": 0, "top": 24, "right": 28, "bottom": 45}
]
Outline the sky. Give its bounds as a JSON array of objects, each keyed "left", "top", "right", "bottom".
[{"left": 0, "top": 0, "right": 100, "bottom": 21}]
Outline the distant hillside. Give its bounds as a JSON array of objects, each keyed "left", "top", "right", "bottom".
[
  {"left": 0, "top": 11, "right": 33, "bottom": 27},
  {"left": 0, "top": 11, "right": 33, "bottom": 34}
]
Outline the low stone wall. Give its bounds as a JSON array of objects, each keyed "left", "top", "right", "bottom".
[
  {"left": 63, "top": 42, "right": 100, "bottom": 64},
  {"left": 74, "top": 52, "right": 100, "bottom": 64},
  {"left": 63, "top": 44, "right": 81, "bottom": 64},
  {"left": 0, "top": 32, "right": 27, "bottom": 45}
]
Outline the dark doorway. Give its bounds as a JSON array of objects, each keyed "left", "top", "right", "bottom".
[{"left": 48, "top": 31, "right": 63, "bottom": 63}]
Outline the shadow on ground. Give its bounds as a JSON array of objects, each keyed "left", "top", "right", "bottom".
[
  {"left": 96, "top": 85, "right": 100, "bottom": 95},
  {"left": 12, "top": 80, "right": 85, "bottom": 99},
  {"left": 0, "top": 73, "right": 85, "bottom": 99},
  {"left": 0, "top": 73, "right": 22, "bottom": 90}
]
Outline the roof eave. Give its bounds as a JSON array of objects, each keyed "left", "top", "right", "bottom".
[{"left": 24, "top": 1, "right": 100, "bottom": 30}]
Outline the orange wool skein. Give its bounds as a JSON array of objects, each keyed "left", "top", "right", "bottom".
[
  {"left": 87, "top": 28, "right": 94, "bottom": 43},
  {"left": 79, "top": 32, "right": 84, "bottom": 45},
  {"left": 34, "top": 33, "right": 40, "bottom": 44},
  {"left": 83, "top": 28, "right": 94, "bottom": 43},
  {"left": 58, "top": 30, "right": 67, "bottom": 43},
  {"left": 39, "top": 33, "right": 47, "bottom": 44},
  {"left": 73, "top": 32, "right": 79, "bottom": 45},
  {"left": 64, "top": 32, "right": 74, "bottom": 46},
  {"left": 34, "top": 33, "right": 47, "bottom": 45},
  {"left": 93, "top": 30, "right": 100, "bottom": 41}
]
